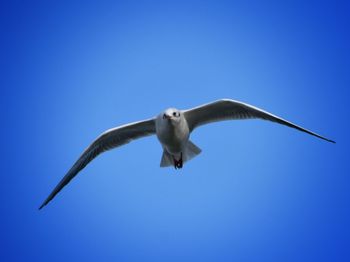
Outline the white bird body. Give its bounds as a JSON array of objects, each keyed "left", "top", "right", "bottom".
[
  {"left": 39, "top": 99, "right": 335, "bottom": 209},
  {"left": 155, "top": 108, "right": 190, "bottom": 156}
]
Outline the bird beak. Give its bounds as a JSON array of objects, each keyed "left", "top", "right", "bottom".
[{"left": 163, "top": 114, "right": 171, "bottom": 120}]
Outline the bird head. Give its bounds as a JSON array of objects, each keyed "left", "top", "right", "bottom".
[{"left": 162, "top": 108, "right": 182, "bottom": 124}]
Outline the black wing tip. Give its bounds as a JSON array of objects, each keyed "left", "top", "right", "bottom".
[
  {"left": 38, "top": 202, "right": 47, "bottom": 210},
  {"left": 320, "top": 136, "right": 336, "bottom": 144},
  {"left": 38, "top": 197, "right": 52, "bottom": 210}
]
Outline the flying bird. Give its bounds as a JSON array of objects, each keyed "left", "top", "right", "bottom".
[{"left": 39, "top": 99, "right": 335, "bottom": 209}]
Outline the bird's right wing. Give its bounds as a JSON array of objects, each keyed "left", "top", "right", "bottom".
[
  {"left": 183, "top": 99, "right": 335, "bottom": 143},
  {"left": 39, "top": 118, "right": 156, "bottom": 209}
]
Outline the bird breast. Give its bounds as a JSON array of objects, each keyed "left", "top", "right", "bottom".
[{"left": 155, "top": 117, "right": 190, "bottom": 154}]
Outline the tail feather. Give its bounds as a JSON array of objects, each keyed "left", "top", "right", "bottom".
[
  {"left": 160, "top": 150, "right": 173, "bottom": 167},
  {"left": 160, "top": 140, "right": 202, "bottom": 168},
  {"left": 183, "top": 140, "right": 202, "bottom": 162}
]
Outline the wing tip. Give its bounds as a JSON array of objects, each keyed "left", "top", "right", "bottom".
[
  {"left": 38, "top": 201, "right": 47, "bottom": 210},
  {"left": 319, "top": 136, "right": 335, "bottom": 144},
  {"left": 38, "top": 196, "right": 53, "bottom": 210}
]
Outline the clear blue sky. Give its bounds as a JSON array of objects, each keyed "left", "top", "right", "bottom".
[{"left": 2, "top": 0, "right": 349, "bottom": 261}]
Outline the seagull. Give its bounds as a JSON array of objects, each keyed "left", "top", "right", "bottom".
[{"left": 39, "top": 99, "right": 335, "bottom": 209}]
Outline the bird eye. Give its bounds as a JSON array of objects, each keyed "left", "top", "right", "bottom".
[{"left": 173, "top": 112, "right": 177, "bottom": 117}]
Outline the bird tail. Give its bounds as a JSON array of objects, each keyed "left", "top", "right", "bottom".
[
  {"left": 160, "top": 150, "right": 173, "bottom": 167},
  {"left": 160, "top": 140, "right": 202, "bottom": 168},
  {"left": 183, "top": 140, "right": 202, "bottom": 163}
]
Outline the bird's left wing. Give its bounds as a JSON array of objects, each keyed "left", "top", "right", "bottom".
[
  {"left": 183, "top": 99, "right": 335, "bottom": 143},
  {"left": 39, "top": 118, "right": 156, "bottom": 209}
]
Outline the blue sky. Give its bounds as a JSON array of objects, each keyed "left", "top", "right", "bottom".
[{"left": 2, "top": 0, "right": 349, "bottom": 261}]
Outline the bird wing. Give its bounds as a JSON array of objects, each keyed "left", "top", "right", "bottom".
[
  {"left": 183, "top": 99, "right": 335, "bottom": 143},
  {"left": 39, "top": 118, "right": 156, "bottom": 209}
]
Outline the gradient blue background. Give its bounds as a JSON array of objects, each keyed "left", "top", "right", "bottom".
[{"left": 2, "top": 1, "right": 349, "bottom": 261}]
